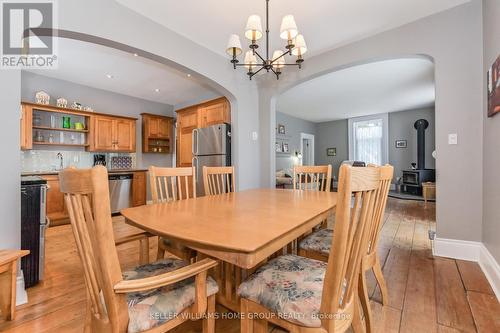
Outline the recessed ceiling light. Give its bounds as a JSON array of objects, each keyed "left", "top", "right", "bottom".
[
  {"left": 154, "top": 88, "right": 160, "bottom": 93},
  {"left": 106, "top": 74, "right": 113, "bottom": 79},
  {"left": 187, "top": 73, "right": 191, "bottom": 78},
  {"left": 133, "top": 53, "right": 138, "bottom": 57}
]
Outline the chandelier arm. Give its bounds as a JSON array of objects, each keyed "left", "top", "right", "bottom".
[
  {"left": 253, "top": 50, "right": 267, "bottom": 63},
  {"left": 234, "top": 63, "right": 265, "bottom": 67},
  {"left": 250, "top": 65, "right": 267, "bottom": 79},
  {"left": 269, "top": 49, "right": 291, "bottom": 65},
  {"left": 266, "top": 0, "right": 270, "bottom": 61}
]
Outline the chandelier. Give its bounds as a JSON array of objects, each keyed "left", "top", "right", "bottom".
[{"left": 225, "top": 0, "right": 307, "bottom": 80}]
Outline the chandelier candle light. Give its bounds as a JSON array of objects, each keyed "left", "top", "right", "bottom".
[{"left": 226, "top": 0, "right": 307, "bottom": 80}]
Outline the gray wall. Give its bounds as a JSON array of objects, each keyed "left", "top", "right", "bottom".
[
  {"left": 275, "top": 111, "right": 316, "bottom": 171},
  {"left": 315, "top": 119, "right": 348, "bottom": 180},
  {"left": 313, "top": 108, "right": 435, "bottom": 182},
  {"left": 21, "top": 71, "right": 175, "bottom": 169},
  {"left": 389, "top": 108, "right": 435, "bottom": 183},
  {"left": 260, "top": 0, "right": 484, "bottom": 243},
  {"left": 0, "top": 71, "right": 21, "bottom": 250},
  {"left": 482, "top": 0, "right": 500, "bottom": 263}
]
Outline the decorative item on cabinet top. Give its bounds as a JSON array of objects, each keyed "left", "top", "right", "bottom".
[{"left": 35, "top": 91, "right": 50, "bottom": 105}]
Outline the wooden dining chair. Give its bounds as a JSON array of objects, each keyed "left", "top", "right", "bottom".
[
  {"left": 65, "top": 167, "right": 150, "bottom": 265},
  {"left": 149, "top": 166, "right": 197, "bottom": 261},
  {"left": 297, "top": 164, "right": 394, "bottom": 333},
  {"left": 59, "top": 166, "right": 218, "bottom": 333},
  {"left": 238, "top": 164, "right": 380, "bottom": 333},
  {"left": 293, "top": 165, "right": 332, "bottom": 191},
  {"left": 202, "top": 166, "right": 235, "bottom": 196}
]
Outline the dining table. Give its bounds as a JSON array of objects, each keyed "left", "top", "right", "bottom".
[{"left": 121, "top": 188, "right": 337, "bottom": 311}]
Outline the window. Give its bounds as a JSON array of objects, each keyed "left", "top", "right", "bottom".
[{"left": 348, "top": 114, "right": 388, "bottom": 165}]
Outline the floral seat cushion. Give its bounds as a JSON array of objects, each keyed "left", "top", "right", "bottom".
[
  {"left": 237, "top": 255, "right": 327, "bottom": 327},
  {"left": 299, "top": 228, "right": 333, "bottom": 256},
  {"left": 123, "top": 258, "right": 219, "bottom": 333}
]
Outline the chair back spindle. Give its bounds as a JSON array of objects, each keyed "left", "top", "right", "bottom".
[
  {"left": 293, "top": 165, "right": 332, "bottom": 191},
  {"left": 367, "top": 165, "right": 394, "bottom": 255},
  {"left": 149, "top": 166, "right": 196, "bottom": 203},
  {"left": 202, "top": 166, "right": 235, "bottom": 196}
]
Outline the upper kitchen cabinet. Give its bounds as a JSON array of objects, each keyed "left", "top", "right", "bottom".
[
  {"left": 198, "top": 98, "right": 230, "bottom": 128},
  {"left": 20, "top": 102, "right": 136, "bottom": 153},
  {"left": 20, "top": 102, "right": 90, "bottom": 150},
  {"left": 141, "top": 113, "right": 173, "bottom": 153},
  {"left": 89, "top": 115, "right": 136, "bottom": 152},
  {"left": 175, "top": 97, "right": 231, "bottom": 167},
  {"left": 20, "top": 103, "right": 32, "bottom": 150}
]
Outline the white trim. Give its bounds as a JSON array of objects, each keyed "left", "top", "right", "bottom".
[
  {"left": 478, "top": 244, "right": 500, "bottom": 300},
  {"left": 433, "top": 238, "right": 500, "bottom": 301},
  {"left": 299, "top": 133, "right": 315, "bottom": 166},
  {"left": 433, "top": 237, "right": 481, "bottom": 261},
  {"left": 348, "top": 113, "right": 389, "bottom": 165},
  {"left": 16, "top": 273, "right": 28, "bottom": 306}
]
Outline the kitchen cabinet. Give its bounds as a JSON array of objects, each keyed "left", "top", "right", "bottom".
[
  {"left": 89, "top": 116, "right": 136, "bottom": 152},
  {"left": 19, "top": 102, "right": 136, "bottom": 152},
  {"left": 176, "top": 97, "right": 230, "bottom": 167},
  {"left": 176, "top": 107, "right": 198, "bottom": 167},
  {"left": 42, "top": 175, "right": 68, "bottom": 227},
  {"left": 198, "top": 100, "right": 230, "bottom": 128},
  {"left": 141, "top": 113, "right": 173, "bottom": 153},
  {"left": 132, "top": 171, "right": 147, "bottom": 207},
  {"left": 20, "top": 104, "right": 32, "bottom": 150}
]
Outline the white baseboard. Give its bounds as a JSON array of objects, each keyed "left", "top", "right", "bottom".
[
  {"left": 478, "top": 244, "right": 500, "bottom": 300},
  {"left": 433, "top": 237, "right": 481, "bottom": 261},
  {"left": 16, "top": 273, "right": 28, "bottom": 306},
  {"left": 433, "top": 237, "right": 500, "bottom": 300}
]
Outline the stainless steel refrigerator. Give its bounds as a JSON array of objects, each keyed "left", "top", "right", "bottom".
[{"left": 192, "top": 124, "right": 231, "bottom": 196}]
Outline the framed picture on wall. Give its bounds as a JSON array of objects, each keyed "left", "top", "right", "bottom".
[
  {"left": 277, "top": 124, "right": 286, "bottom": 135},
  {"left": 275, "top": 142, "right": 282, "bottom": 152},
  {"left": 395, "top": 140, "right": 407, "bottom": 148},
  {"left": 282, "top": 143, "right": 289, "bottom": 153},
  {"left": 487, "top": 54, "right": 500, "bottom": 117},
  {"left": 326, "top": 147, "right": 336, "bottom": 156}
]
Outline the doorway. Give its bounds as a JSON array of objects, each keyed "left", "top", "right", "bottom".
[{"left": 300, "top": 133, "right": 315, "bottom": 166}]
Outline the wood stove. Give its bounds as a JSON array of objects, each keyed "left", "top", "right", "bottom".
[{"left": 402, "top": 119, "right": 435, "bottom": 195}]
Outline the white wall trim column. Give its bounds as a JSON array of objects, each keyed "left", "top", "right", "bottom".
[{"left": 433, "top": 238, "right": 500, "bottom": 300}]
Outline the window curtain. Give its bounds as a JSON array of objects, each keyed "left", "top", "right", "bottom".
[{"left": 353, "top": 118, "right": 383, "bottom": 165}]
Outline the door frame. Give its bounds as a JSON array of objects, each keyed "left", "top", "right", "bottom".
[{"left": 300, "top": 133, "right": 315, "bottom": 166}]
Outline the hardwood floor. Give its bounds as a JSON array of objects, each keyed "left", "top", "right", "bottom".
[{"left": 1, "top": 198, "right": 498, "bottom": 333}]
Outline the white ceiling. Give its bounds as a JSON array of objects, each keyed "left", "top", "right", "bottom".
[
  {"left": 277, "top": 58, "right": 435, "bottom": 123},
  {"left": 116, "top": 0, "right": 469, "bottom": 58},
  {"left": 27, "top": 38, "right": 219, "bottom": 106}
]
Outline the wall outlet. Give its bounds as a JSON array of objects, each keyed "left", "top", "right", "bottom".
[
  {"left": 448, "top": 133, "right": 458, "bottom": 145},
  {"left": 251, "top": 131, "right": 258, "bottom": 141}
]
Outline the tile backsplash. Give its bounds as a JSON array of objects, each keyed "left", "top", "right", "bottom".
[{"left": 21, "top": 150, "right": 136, "bottom": 172}]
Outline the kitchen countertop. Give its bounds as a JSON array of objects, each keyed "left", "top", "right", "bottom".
[{"left": 21, "top": 168, "right": 148, "bottom": 176}]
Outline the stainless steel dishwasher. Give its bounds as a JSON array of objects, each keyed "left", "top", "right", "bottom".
[{"left": 108, "top": 174, "right": 133, "bottom": 214}]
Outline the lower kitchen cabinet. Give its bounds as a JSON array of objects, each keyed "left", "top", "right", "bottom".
[
  {"left": 132, "top": 171, "right": 147, "bottom": 207},
  {"left": 42, "top": 175, "right": 69, "bottom": 227}
]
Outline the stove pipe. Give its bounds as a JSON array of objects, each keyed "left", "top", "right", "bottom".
[{"left": 414, "top": 119, "right": 429, "bottom": 170}]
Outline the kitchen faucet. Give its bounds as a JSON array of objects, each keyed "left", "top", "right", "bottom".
[{"left": 56, "top": 152, "right": 63, "bottom": 170}]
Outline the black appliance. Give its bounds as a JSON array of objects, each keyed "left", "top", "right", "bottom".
[
  {"left": 402, "top": 119, "right": 435, "bottom": 195},
  {"left": 21, "top": 176, "right": 48, "bottom": 288},
  {"left": 93, "top": 154, "right": 106, "bottom": 166}
]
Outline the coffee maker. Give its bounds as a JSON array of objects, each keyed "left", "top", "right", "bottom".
[{"left": 93, "top": 154, "right": 106, "bottom": 167}]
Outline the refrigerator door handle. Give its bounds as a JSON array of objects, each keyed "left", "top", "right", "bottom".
[
  {"left": 192, "top": 129, "right": 199, "bottom": 155},
  {"left": 192, "top": 157, "right": 199, "bottom": 187}
]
